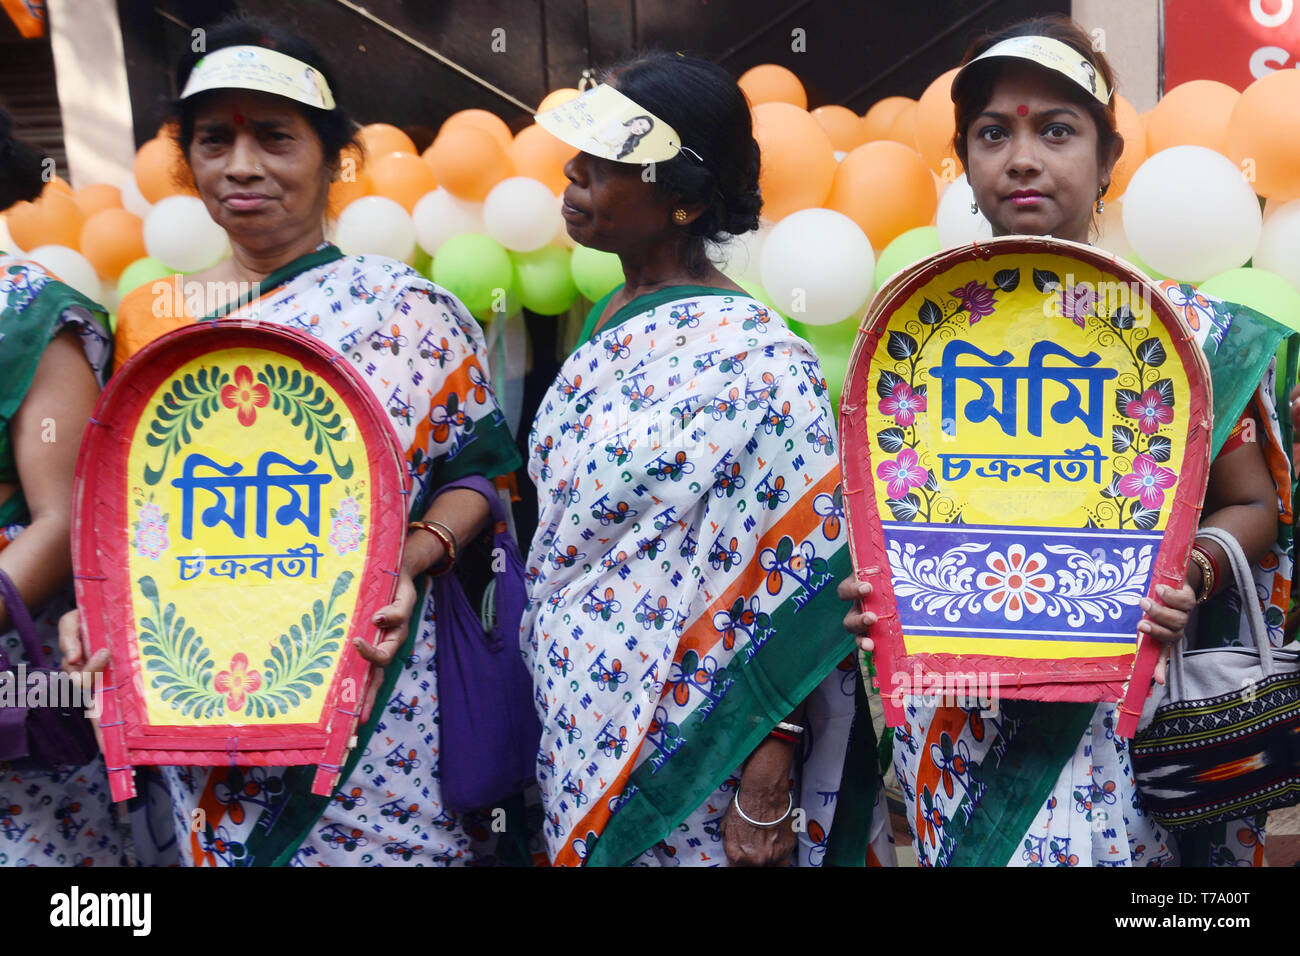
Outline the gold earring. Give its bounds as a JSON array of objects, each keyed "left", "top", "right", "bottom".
[
  {"left": 1096, "top": 185, "right": 1106, "bottom": 214},
  {"left": 673, "top": 208, "right": 688, "bottom": 223},
  {"left": 970, "top": 201, "right": 979, "bottom": 215}
]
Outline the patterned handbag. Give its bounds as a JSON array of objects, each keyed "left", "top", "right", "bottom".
[{"left": 1131, "top": 525, "right": 1300, "bottom": 831}]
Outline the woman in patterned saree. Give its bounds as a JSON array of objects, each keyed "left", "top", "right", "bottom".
[
  {"left": 522, "top": 52, "right": 895, "bottom": 867},
  {"left": 0, "top": 109, "right": 122, "bottom": 866},
  {"left": 841, "top": 15, "right": 1295, "bottom": 867},
  {"left": 59, "top": 16, "right": 523, "bottom": 866}
]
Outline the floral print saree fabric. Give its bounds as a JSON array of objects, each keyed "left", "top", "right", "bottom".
[
  {"left": 0, "top": 256, "right": 122, "bottom": 866},
  {"left": 893, "top": 283, "right": 1295, "bottom": 867},
  {"left": 118, "top": 249, "right": 523, "bottom": 866},
  {"left": 523, "top": 289, "right": 881, "bottom": 867}
]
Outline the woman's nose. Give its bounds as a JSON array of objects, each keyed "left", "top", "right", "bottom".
[
  {"left": 225, "top": 132, "right": 264, "bottom": 180},
  {"left": 1005, "top": 135, "right": 1044, "bottom": 178},
  {"left": 563, "top": 152, "right": 585, "bottom": 184}
]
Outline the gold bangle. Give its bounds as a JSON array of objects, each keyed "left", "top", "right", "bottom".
[
  {"left": 408, "top": 520, "right": 456, "bottom": 575},
  {"left": 1187, "top": 546, "right": 1215, "bottom": 604}
]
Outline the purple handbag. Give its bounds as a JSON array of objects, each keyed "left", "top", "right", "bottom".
[
  {"left": 0, "top": 569, "right": 99, "bottom": 769},
  {"left": 429, "top": 476, "right": 540, "bottom": 811}
]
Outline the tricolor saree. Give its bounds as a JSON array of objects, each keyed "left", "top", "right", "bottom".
[
  {"left": 893, "top": 282, "right": 1297, "bottom": 867},
  {"left": 523, "top": 286, "right": 891, "bottom": 867},
  {"left": 113, "top": 246, "right": 523, "bottom": 865}
]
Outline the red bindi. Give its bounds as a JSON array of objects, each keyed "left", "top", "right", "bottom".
[
  {"left": 233, "top": 111, "right": 245, "bottom": 125},
  {"left": 1016, "top": 104, "right": 1029, "bottom": 116}
]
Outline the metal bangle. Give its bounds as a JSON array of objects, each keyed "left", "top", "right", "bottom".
[
  {"left": 1187, "top": 545, "right": 1215, "bottom": 604},
  {"left": 775, "top": 720, "right": 804, "bottom": 735},
  {"left": 408, "top": 520, "right": 456, "bottom": 575},
  {"left": 732, "top": 786, "right": 793, "bottom": 828}
]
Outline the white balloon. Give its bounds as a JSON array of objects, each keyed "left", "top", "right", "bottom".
[
  {"left": 1093, "top": 197, "right": 1132, "bottom": 258},
  {"left": 1123, "top": 146, "right": 1261, "bottom": 282},
  {"left": 484, "top": 176, "right": 561, "bottom": 252},
  {"left": 25, "top": 245, "right": 102, "bottom": 301},
  {"left": 709, "top": 220, "right": 772, "bottom": 287},
  {"left": 1255, "top": 199, "right": 1300, "bottom": 293},
  {"left": 120, "top": 175, "right": 153, "bottom": 219},
  {"left": 144, "top": 195, "right": 227, "bottom": 273},
  {"left": 759, "top": 208, "right": 875, "bottom": 325},
  {"left": 335, "top": 196, "right": 416, "bottom": 261},
  {"left": 936, "top": 173, "right": 992, "bottom": 247},
  {"left": 412, "top": 187, "right": 485, "bottom": 256}
]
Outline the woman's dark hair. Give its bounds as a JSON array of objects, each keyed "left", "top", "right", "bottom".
[
  {"left": 169, "top": 14, "right": 360, "bottom": 166},
  {"left": 603, "top": 51, "right": 762, "bottom": 274},
  {"left": 951, "top": 15, "right": 1122, "bottom": 187},
  {"left": 0, "top": 107, "right": 49, "bottom": 210}
]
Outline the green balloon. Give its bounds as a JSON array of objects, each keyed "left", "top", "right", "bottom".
[
  {"left": 470, "top": 285, "right": 522, "bottom": 323},
  {"left": 874, "top": 226, "right": 940, "bottom": 290},
  {"left": 570, "top": 244, "right": 625, "bottom": 302},
  {"left": 117, "top": 256, "right": 175, "bottom": 299},
  {"left": 512, "top": 246, "right": 579, "bottom": 315},
  {"left": 1201, "top": 267, "right": 1300, "bottom": 333},
  {"left": 432, "top": 233, "right": 514, "bottom": 315}
]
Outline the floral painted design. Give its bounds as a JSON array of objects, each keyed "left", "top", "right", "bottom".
[
  {"left": 949, "top": 281, "right": 997, "bottom": 323},
  {"left": 220, "top": 365, "right": 271, "bottom": 427},
  {"left": 214, "top": 653, "right": 262, "bottom": 712},
  {"left": 1117, "top": 453, "right": 1177, "bottom": 509},
  {"left": 877, "top": 449, "right": 930, "bottom": 500},
  {"left": 329, "top": 495, "right": 364, "bottom": 556},
  {"left": 132, "top": 501, "right": 169, "bottom": 560},
  {"left": 1058, "top": 283, "right": 1097, "bottom": 328},
  {"left": 975, "top": 544, "right": 1053, "bottom": 622},
  {"left": 879, "top": 380, "right": 926, "bottom": 427},
  {"left": 1125, "top": 388, "right": 1174, "bottom": 434}
]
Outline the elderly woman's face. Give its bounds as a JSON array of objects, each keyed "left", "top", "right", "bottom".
[
  {"left": 560, "top": 150, "right": 675, "bottom": 254},
  {"left": 963, "top": 63, "right": 1113, "bottom": 244},
  {"left": 186, "top": 90, "right": 331, "bottom": 249}
]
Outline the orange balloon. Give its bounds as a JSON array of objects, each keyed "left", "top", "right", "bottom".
[
  {"left": 1228, "top": 68, "right": 1300, "bottom": 200},
  {"left": 914, "top": 68, "right": 962, "bottom": 177},
  {"left": 811, "top": 105, "right": 867, "bottom": 152},
  {"left": 328, "top": 145, "right": 371, "bottom": 217},
  {"left": 509, "top": 124, "right": 570, "bottom": 194},
  {"left": 751, "top": 102, "right": 836, "bottom": 221},
  {"left": 423, "top": 126, "right": 514, "bottom": 201},
  {"left": 74, "top": 183, "right": 123, "bottom": 219},
  {"left": 883, "top": 101, "right": 918, "bottom": 147},
  {"left": 738, "top": 64, "right": 807, "bottom": 109},
  {"left": 7, "top": 190, "right": 84, "bottom": 251},
  {"left": 79, "top": 208, "right": 146, "bottom": 279},
  {"left": 1106, "top": 94, "right": 1146, "bottom": 200},
  {"left": 862, "top": 96, "right": 915, "bottom": 142},
  {"left": 360, "top": 123, "right": 417, "bottom": 158},
  {"left": 366, "top": 151, "right": 439, "bottom": 213},
  {"left": 538, "top": 88, "right": 580, "bottom": 113},
  {"left": 1146, "top": 80, "right": 1239, "bottom": 156},
  {"left": 43, "top": 177, "right": 73, "bottom": 197},
  {"left": 826, "top": 140, "right": 937, "bottom": 250},
  {"left": 135, "top": 136, "right": 195, "bottom": 204},
  {"left": 440, "top": 109, "right": 513, "bottom": 152}
]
